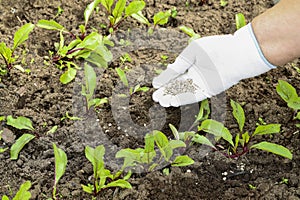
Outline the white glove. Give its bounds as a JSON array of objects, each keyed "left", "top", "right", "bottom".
[{"left": 152, "top": 23, "right": 276, "bottom": 107}]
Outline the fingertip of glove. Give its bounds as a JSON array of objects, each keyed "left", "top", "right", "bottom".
[
  {"left": 152, "top": 91, "right": 159, "bottom": 102},
  {"left": 152, "top": 80, "right": 162, "bottom": 89}
]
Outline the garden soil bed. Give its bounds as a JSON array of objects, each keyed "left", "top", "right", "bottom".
[{"left": 0, "top": 0, "right": 300, "bottom": 199}]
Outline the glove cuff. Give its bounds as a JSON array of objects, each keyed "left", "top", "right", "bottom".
[{"left": 235, "top": 23, "right": 277, "bottom": 69}]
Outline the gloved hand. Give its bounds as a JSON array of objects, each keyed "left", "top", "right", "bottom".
[{"left": 152, "top": 23, "right": 276, "bottom": 107}]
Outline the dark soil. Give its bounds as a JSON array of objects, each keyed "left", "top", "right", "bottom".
[{"left": 0, "top": 0, "right": 299, "bottom": 199}]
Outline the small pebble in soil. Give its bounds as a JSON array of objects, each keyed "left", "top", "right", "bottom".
[
  {"left": 222, "top": 172, "right": 228, "bottom": 176},
  {"left": 163, "top": 79, "right": 199, "bottom": 96},
  {"left": 237, "top": 163, "right": 246, "bottom": 171}
]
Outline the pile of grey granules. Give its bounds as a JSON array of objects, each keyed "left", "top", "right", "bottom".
[{"left": 163, "top": 78, "right": 198, "bottom": 96}]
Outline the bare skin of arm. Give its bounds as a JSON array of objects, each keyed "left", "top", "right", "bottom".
[{"left": 252, "top": 0, "right": 300, "bottom": 66}]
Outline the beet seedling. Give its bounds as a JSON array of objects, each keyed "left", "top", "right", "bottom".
[
  {"left": 82, "top": 63, "right": 108, "bottom": 111},
  {"left": 220, "top": 0, "right": 228, "bottom": 7},
  {"left": 196, "top": 100, "right": 292, "bottom": 159},
  {"left": 3, "top": 115, "right": 36, "bottom": 160},
  {"left": 115, "top": 67, "right": 129, "bottom": 87},
  {"left": 160, "top": 54, "right": 169, "bottom": 66},
  {"left": 82, "top": 145, "right": 132, "bottom": 199},
  {"left": 52, "top": 143, "right": 67, "bottom": 200},
  {"left": 179, "top": 25, "right": 201, "bottom": 43},
  {"left": 116, "top": 130, "right": 194, "bottom": 173},
  {"left": 115, "top": 67, "right": 149, "bottom": 95},
  {"left": 0, "top": 23, "right": 35, "bottom": 75},
  {"left": 129, "top": 84, "right": 149, "bottom": 95},
  {"left": 276, "top": 80, "right": 300, "bottom": 127},
  {"left": 60, "top": 111, "right": 82, "bottom": 121},
  {"left": 1, "top": 181, "right": 32, "bottom": 200},
  {"left": 131, "top": 9, "right": 171, "bottom": 33},
  {"left": 37, "top": 0, "right": 113, "bottom": 84},
  {"left": 235, "top": 13, "right": 246, "bottom": 30},
  {"left": 168, "top": 100, "right": 211, "bottom": 153},
  {"left": 99, "top": 0, "right": 146, "bottom": 33}
]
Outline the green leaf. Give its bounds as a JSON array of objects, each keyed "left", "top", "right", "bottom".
[
  {"left": 85, "top": 145, "right": 105, "bottom": 178},
  {"left": 0, "top": 42, "right": 13, "bottom": 63},
  {"left": 46, "top": 125, "right": 58, "bottom": 135},
  {"left": 140, "top": 150, "right": 156, "bottom": 164},
  {"left": 0, "top": 116, "right": 6, "bottom": 121},
  {"left": 13, "top": 23, "right": 35, "bottom": 51},
  {"left": 192, "top": 134, "right": 215, "bottom": 148},
  {"left": 115, "top": 67, "right": 128, "bottom": 87},
  {"left": 125, "top": 1, "right": 146, "bottom": 17},
  {"left": 276, "top": 80, "right": 298, "bottom": 103},
  {"left": 253, "top": 124, "right": 281, "bottom": 136},
  {"left": 294, "top": 112, "right": 300, "bottom": 120},
  {"left": 53, "top": 143, "right": 68, "bottom": 185},
  {"left": 74, "top": 32, "right": 102, "bottom": 52},
  {"left": 195, "top": 99, "right": 210, "bottom": 122},
  {"left": 181, "top": 131, "right": 195, "bottom": 141},
  {"left": 172, "top": 155, "right": 194, "bottom": 167},
  {"left": 84, "top": 63, "right": 97, "bottom": 100},
  {"left": 235, "top": 13, "right": 246, "bottom": 30},
  {"left": 86, "top": 53, "right": 108, "bottom": 68},
  {"left": 88, "top": 98, "right": 108, "bottom": 108},
  {"left": 230, "top": 99, "right": 245, "bottom": 132},
  {"left": 153, "top": 130, "right": 172, "bottom": 160},
  {"left": 2, "top": 195, "right": 9, "bottom": 200},
  {"left": 131, "top": 84, "right": 149, "bottom": 94},
  {"left": 103, "top": 179, "right": 132, "bottom": 189},
  {"left": 116, "top": 148, "right": 149, "bottom": 167},
  {"left": 144, "top": 133, "right": 155, "bottom": 153},
  {"left": 93, "top": 41, "right": 113, "bottom": 62},
  {"left": 10, "top": 134, "right": 35, "bottom": 160},
  {"left": 6, "top": 115, "right": 34, "bottom": 130},
  {"left": 168, "top": 140, "right": 186, "bottom": 149},
  {"left": 101, "top": 0, "right": 114, "bottom": 13},
  {"left": 67, "top": 39, "right": 82, "bottom": 51},
  {"left": 37, "top": 19, "right": 66, "bottom": 32},
  {"left": 116, "top": 148, "right": 143, "bottom": 160},
  {"left": 251, "top": 142, "right": 292, "bottom": 160},
  {"left": 220, "top": 0, "right": 228, "bottom": 7},
  {"left": 153, "top": 130, "right": 169, "bottom": 149},
  {"left": 287, "top": 97, "right": 300, "bottom": 110},
  {"left": 84, "top": 0, "right": 102, "bottom": 26},
  {"left": 112, "top": 0, "right": 126, "bottom": 22},
  {"left": 199, "top": 119, "right": 234, "bottom": 146},
  {"left": 0, "top": 148, "right": 8, "bottom": 153},
  {"left": 169, "top": 124, "right": 179, "bottom": 140},
  {"left": 123, "top": 170, "right": 132, "bottom": 181},
  {"left": 179, "top": 25, "right": 200, "bottom": 38},
  {"left": 234, "top": 134, "right": 240, "bottom": 151},
  {"left": 12, "top": 181, "right": 31, "bottom": 200},
  {"left": 117, "top": 148, "right": 149, "bottom": 168},
  {"left": 60, "top": 68, "right": 77, "bottom": 84},
  {"left": 241, "top": 131, "right": 250, "bottom": 146},
  {"left": 81, "top": 184, "right": 93, "bottom": 194},
  {"left": 153, "top": 10, "right": 171, "bottom": 26},
  {"left": 131, "top": 11, "right": 150, "bottom": 25}
]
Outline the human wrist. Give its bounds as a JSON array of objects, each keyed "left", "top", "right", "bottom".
[{"left": 251, "top": 0, "right": 300, "bottom": 66}]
